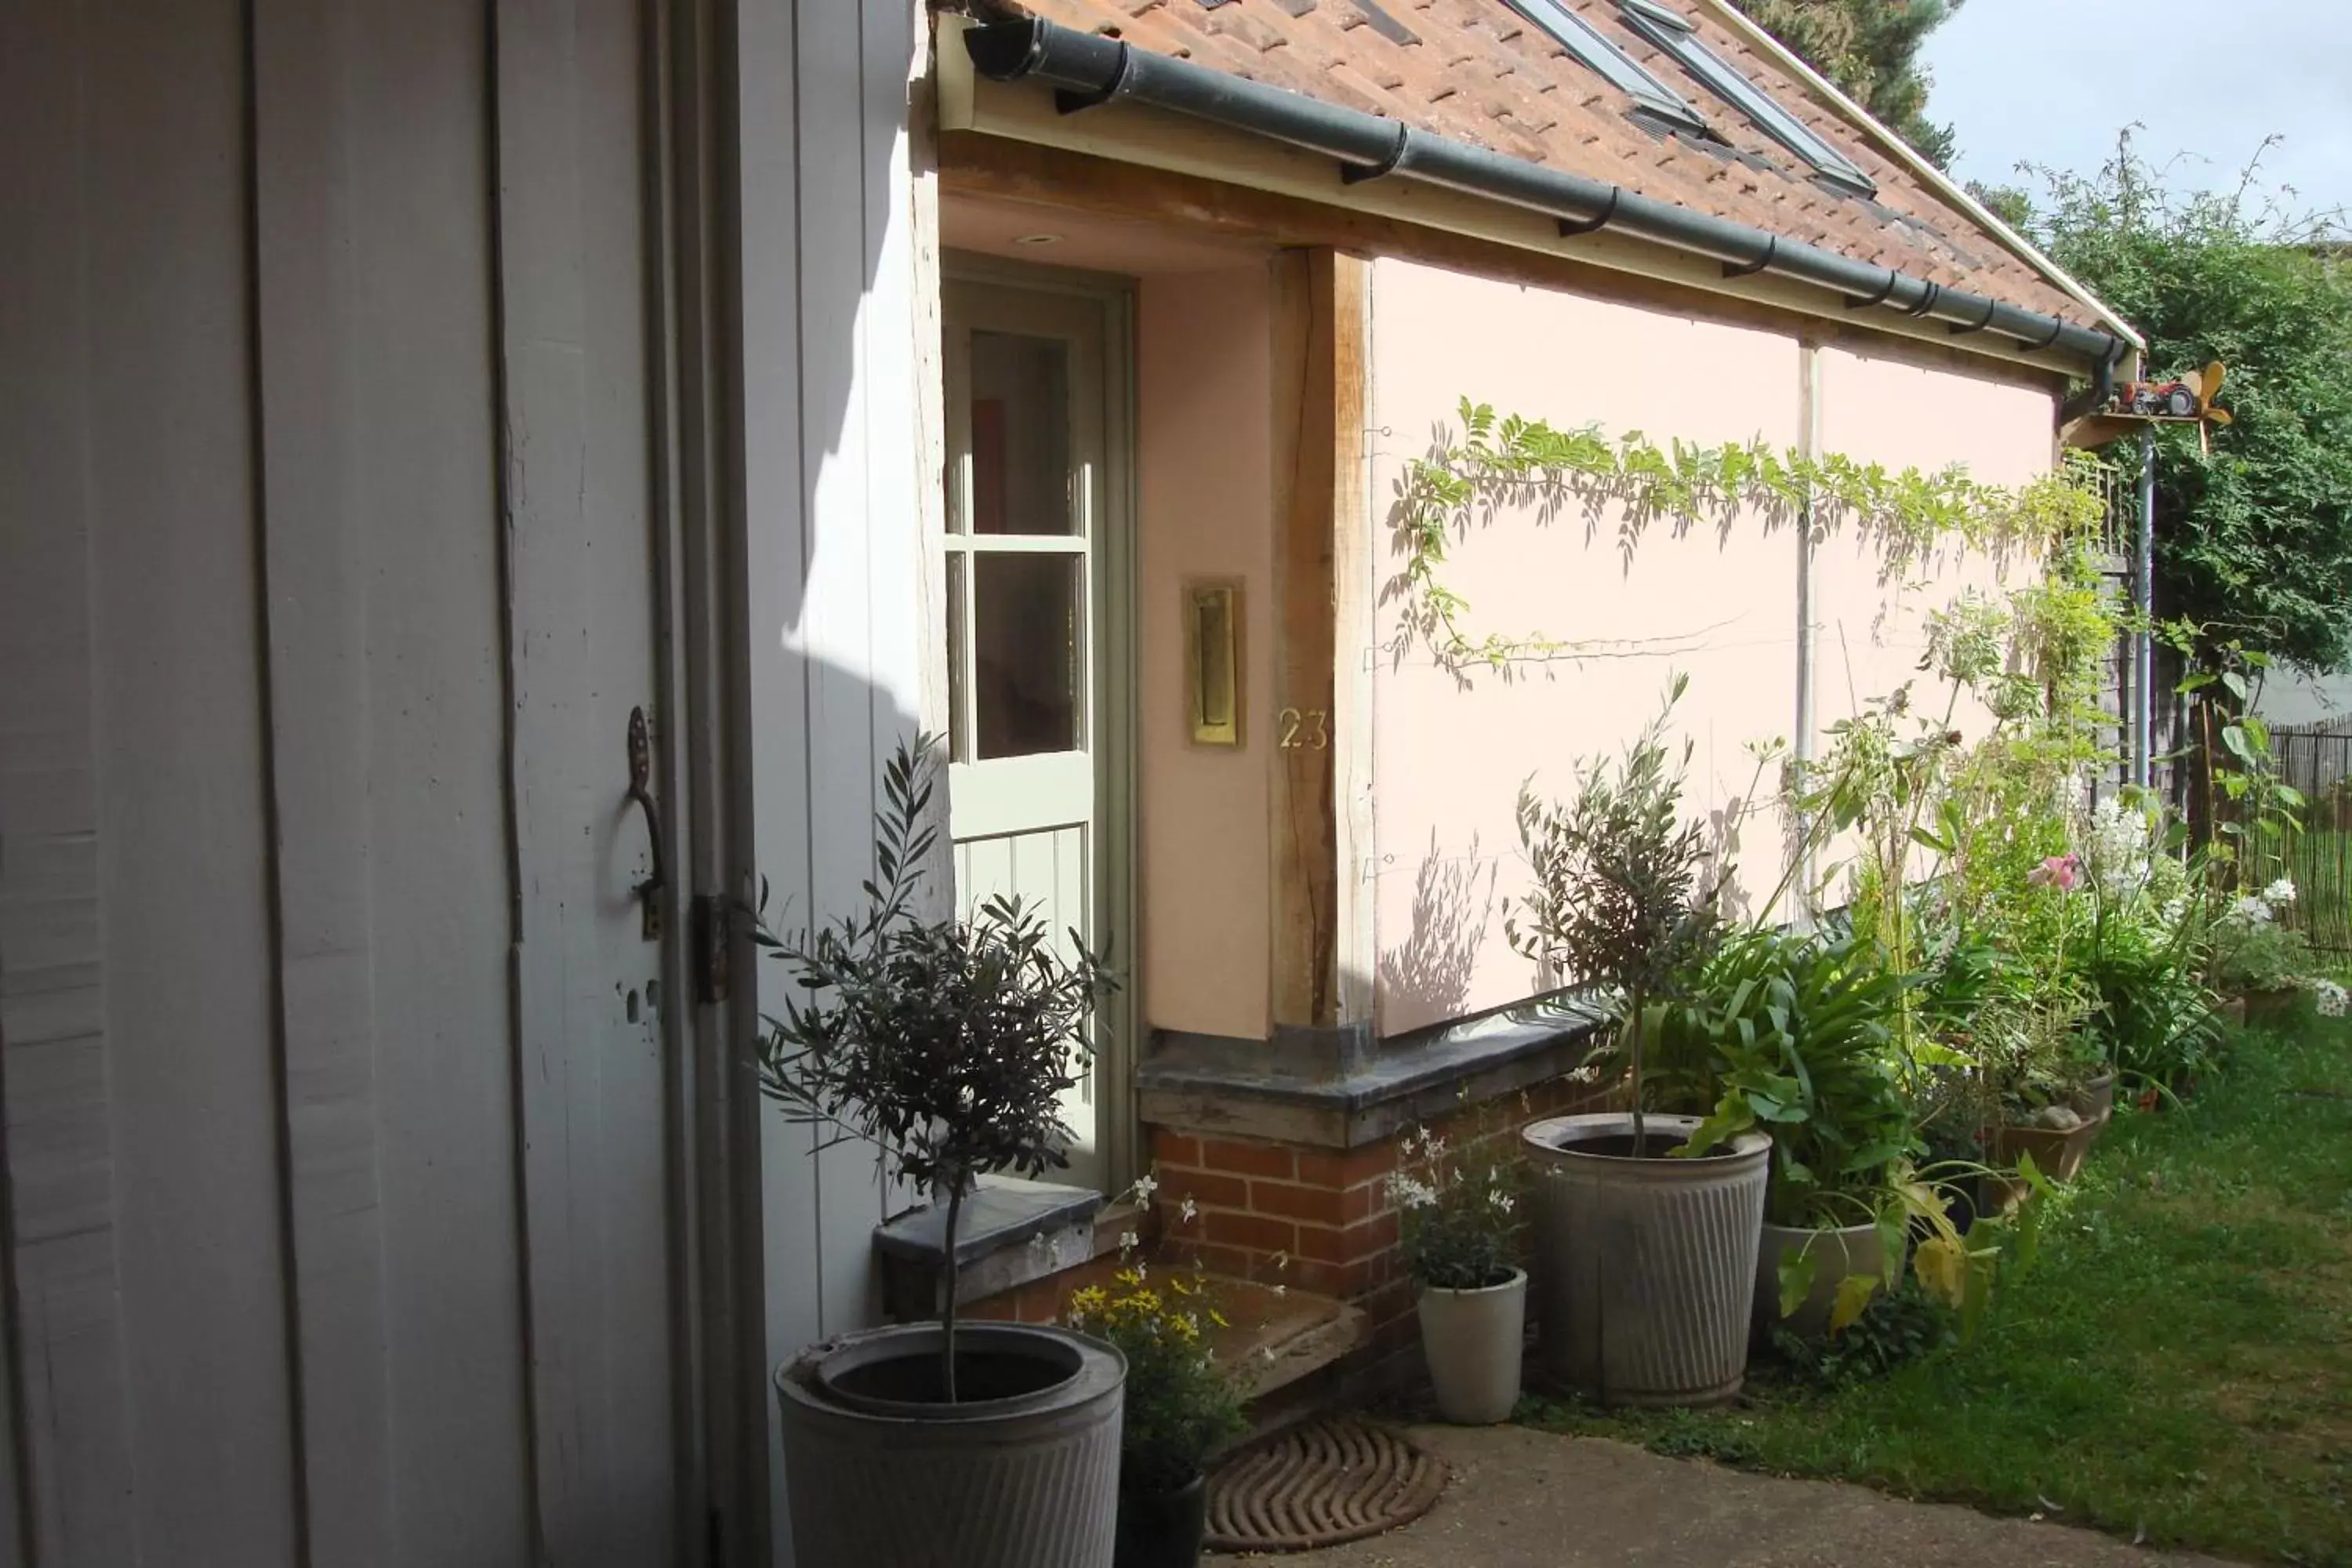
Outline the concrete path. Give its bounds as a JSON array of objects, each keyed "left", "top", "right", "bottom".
[{"left": 1241, "top": 1424, "right": 2234, "bottom": 1566}]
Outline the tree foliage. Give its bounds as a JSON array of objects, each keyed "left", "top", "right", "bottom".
[
  {"left": 1726, "top": 0, "right": 1963, "bottom": 166},
  {"left": 2024, "top": 138, "right": 2352, "bottom": 674}
]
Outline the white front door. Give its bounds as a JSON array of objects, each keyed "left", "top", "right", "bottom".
[{"left": 942, "top": 275, "right": 1123, "bottom": 1194}]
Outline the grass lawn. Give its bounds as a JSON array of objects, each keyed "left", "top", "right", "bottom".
[{"left": 1519, "top": 1005, "right": 2352, "bottom": 1565}]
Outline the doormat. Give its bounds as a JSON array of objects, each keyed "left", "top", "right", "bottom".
[{"left": 1204, "top": 1416, "right": 1449, "bottom": 1553}]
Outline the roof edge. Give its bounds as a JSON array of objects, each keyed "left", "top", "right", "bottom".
[
  {"left": 1691, "top": 0, "right": 2145, "bottom": 356},
  {"left": 960, "top": 16, "right": 2129, "bottom": 370}
]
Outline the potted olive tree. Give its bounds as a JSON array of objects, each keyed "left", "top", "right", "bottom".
[
  {"left": 760, "top": 739, "right": 1126, "bottom": 1568},
  {"left": 1508, "top": 681, "right": 1771, "bottom": 1406}
]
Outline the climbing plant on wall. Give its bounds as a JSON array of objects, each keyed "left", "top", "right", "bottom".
[{"left": 1389, "top": 397, "right": 2110, "bottom": 678}]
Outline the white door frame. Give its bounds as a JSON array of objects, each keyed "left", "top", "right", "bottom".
[{"left": 942, "top": 252, "right": 1139, "bottom": 1197}]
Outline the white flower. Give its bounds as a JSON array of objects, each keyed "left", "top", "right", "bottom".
[
  {"left": 1134, "top": 1261, "right": 1148, "bottom": 1282},
  {"left": 2264, "top": 878, "right": 2298, "bottom": 908},
  {"left": 1385, "top": 1174, "right": 1439, "bottom": 1210},
  {"left": 2227, "top": 895, "right": 2274, "bottom": 927},
  {"left": 1272, "top": 1284, "right": 1287, "bottom": 1298},
  {"left": 1179, "top": 1196, "right": 1199, "bottom": 1223},
  {"left": 1261, "top": 1346, "right": 1278, "bottom": 1363},
  {"left": 1118, "top": 1229, "right": 1140, "bottom": 1255},
  {"left": 1131, "top": 1172, "right": 1159, "bottom": 1203},
  {"left": 1424, "top": 1135, "right": 1446, "bottom": 1160},
  {"left": 2312, "top": 979, "right": 2348, "bottom": 1018},
  {"left": 1490, "top": 1188, "right": 1515, "bottom": 1214}
]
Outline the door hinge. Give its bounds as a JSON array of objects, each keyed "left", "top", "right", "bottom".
[{"left": 691, "top": 894, "right": 731, "bottom": 1005}]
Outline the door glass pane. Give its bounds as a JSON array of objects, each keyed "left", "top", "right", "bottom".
[
  {"left": 974, "top": 553, "right": 1082, "bottom": 758},
  {"left": 969, "top": 330, "right": 1075, "bottom": 535}
]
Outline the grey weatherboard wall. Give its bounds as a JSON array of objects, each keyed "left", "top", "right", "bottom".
[{"left": 0, "top": 2, "right": 933, "bottom": 1565}]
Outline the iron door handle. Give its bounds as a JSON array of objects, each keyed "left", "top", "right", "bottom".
[{"left": 626, "top": 706, "right": 665, "bottom": 940}]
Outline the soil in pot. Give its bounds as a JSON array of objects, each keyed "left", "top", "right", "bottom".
[
  {"left": 1115, "top": 1474, "right": 1206, "bottom": 1568},
  {"left": 823, "top": 1345, "right": 1076, "bottom": 1406}
]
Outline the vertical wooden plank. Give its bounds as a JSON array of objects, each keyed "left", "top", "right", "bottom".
[
  {"left": 493, "top": 2, "right": 681, "bottom": 1564},
  {"left": 797, "top": 0, "right": 889, "bottom": 1344},
  {"left": 4, "top": 0, "right": 303, "bottom": 1562},
  {"left": 88, "top": 0, "right": 301, "bottom": 1555},
  {"left": 1267, "top": 249, "right": 1361, "bottom": 1030},
  {"left": 249, "top": 2, "right": 393, "bottom": 1560},
  {"left": 254, "top": 0, "right": 531, "bottom": 1562},
  {"left": 728, "top": 0, "right": 823, "bottom": 1555},
  {"left": 0, "top": 3, "right": 141, "bottom": 1555},
  {"left": 1330, "top": 260, "right": 1376, "bottom": 1029}
]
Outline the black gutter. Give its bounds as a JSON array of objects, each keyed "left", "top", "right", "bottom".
[{"left": 963, "top": 18, "right": 2125, "bottom": 368}]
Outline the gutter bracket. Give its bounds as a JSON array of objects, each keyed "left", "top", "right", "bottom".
[
  {"left": 1842, "top": 272, "right": 1899, "bottom": 310},
  {"left": 2012, "top": 315, "right": 2066, "bottom": 352},
  {"left": 1899, "top": 281, "right": 1942, "bottom": 319},
  {"left": 1947, "top": 296, "right": 1998, "bottom": 336},
  {"left": 1555, "top": 188, "right": 1621, "bottom": 237},
  {"left": 1722, "top": 234, "right": 1777, "bottom": 279},
  {"left": 1053, "top": 42, "right": 1134, "bottom": 114},
  {"left": 1341, "top": 121, "right": 1413, "bottom": 185}
]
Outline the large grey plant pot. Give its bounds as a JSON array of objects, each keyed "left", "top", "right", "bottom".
[
  {"left": 1755, "top": 1219, "right": 1893, "bottom": 1342},
  {"left": 1523, "top": 1112, "right": 1770, "bottom": 1406},
  {"left": 775, "top": 1320, "right": 1126, "bottom": 1568}
]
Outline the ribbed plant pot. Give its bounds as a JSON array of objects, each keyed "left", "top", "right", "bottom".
[
  {"left": 1523, "top": 1113, "right": 1770, "bottom": 1407},
  {"left": 1114, "top": 1473, "right": 1206, "bottom": 1568},
  {"left": 1755, "top": 1220, "right": 1893, "bottom": 1342},
  {"left": 775, "top": 1321, "right": 1125, "bottom": 1568},
  {"left": 1416, "top": 1267, "right": 1526, "bottom": 1425}
]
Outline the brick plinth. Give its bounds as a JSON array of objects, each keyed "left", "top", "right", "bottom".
[{"left": 1149, "top": 1074, "right": 1617, "bottom": 1354}]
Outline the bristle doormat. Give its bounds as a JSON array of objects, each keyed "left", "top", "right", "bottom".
[{"left": 1203, "top": 1416, "right": 1449, "bottom": 1552}]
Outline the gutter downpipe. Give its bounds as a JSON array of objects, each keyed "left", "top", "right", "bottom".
[
  {"left": 2134, "top": 430, "right": 2156, "bottom": 791},
  {"left": 964, "top": 19, "right": 2127, "bottom": 369},
  {"left": 1795, "top": 342, "right": 1820, "bottom": 921}
]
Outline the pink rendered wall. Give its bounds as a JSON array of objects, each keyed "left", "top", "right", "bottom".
[
  {"left": 1365, "top": 257, "right": 2057, "bottom": 1036},
  {"left": 1136, "top": 269, "right": 1276, "bottom": 1040},
  {"left": 1808, "top": 347, "right": 2053, "bottom": 906}
]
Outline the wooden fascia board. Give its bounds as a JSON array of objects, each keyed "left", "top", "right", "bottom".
[{"left": 935, "top": 15, "right": 2092, "bottom": 384}]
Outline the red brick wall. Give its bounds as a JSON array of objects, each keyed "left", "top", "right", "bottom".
[{"left": 1149, "top": 1075, "right": 1614, "bottom": 1354}]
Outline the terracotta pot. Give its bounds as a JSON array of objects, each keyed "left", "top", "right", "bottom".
[
  {"left": 1990, "top": 1113, "right": 2106, "bottom": 1201},
  {"left": 1755, "top": 1220, "right": 1896, "bottom": 1342},
  {"left": 1416, "top": 1267, "right": 1527, "bottom": 1425},
  {"left": 1115, "top": 1473, "right": 1206, "bottom": 1568},
  {"left": 1523, "top": 1112, "right": 1769, "bottom": 1407}
]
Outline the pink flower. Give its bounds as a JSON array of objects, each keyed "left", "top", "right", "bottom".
[{"left": 2028, "top": 854, "right": 2081, "bottom": 893}]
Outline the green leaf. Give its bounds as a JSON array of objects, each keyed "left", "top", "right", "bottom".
[{"left": 1777, "top": 1250, "right": 1819, "bottom": 1319}]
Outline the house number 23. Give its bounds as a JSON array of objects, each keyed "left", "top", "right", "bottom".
[{"left": 1277, "top": 708, "right": 1329, "bottom": 750}]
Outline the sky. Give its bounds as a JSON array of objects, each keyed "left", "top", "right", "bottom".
[{"left": 1923, "top": 0, "right": 2352, "bottom": 229}]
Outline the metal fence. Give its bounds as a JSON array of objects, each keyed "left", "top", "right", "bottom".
[{"left": 2276, "top": 724, "right": 2352, "bottom": 952}]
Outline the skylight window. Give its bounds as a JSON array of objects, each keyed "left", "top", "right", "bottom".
[
  {"left": 1615, "top": 0, "right": 1878, "bottom": 197},
  {"left": 1500, "top": 0, "right": 1708, "bottom": 135}
]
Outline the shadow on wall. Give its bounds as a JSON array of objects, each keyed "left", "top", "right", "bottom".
[{"left": 1378, "top": 831, "right": 1499, "bottom": 1032}]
